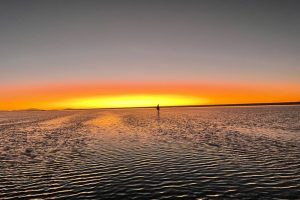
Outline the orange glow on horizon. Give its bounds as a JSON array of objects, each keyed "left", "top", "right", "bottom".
[{"left": 0, "top": 82, "right": 299, "bottom": 110}]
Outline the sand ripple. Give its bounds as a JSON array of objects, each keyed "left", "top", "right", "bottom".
[{"left": 0, "top": 106, "right": 300, "bottom": 199}]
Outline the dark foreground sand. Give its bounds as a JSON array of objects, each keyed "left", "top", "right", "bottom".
[{"left": 0, "top": 106, "right": 300, "bottom": 199}]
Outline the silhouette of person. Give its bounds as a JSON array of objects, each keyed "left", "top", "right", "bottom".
[{"left": 156, "top": 104, "right": 160, "bottom": 121}]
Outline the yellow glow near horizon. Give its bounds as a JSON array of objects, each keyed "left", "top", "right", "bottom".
[
  {"left": 51, "top": 94, "right": 207, "bottom": 109},
  {"left": 3, "top": 82, "right": 299, "bottom": 110}
]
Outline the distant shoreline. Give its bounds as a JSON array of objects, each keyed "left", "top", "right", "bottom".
[
  {"left": 161, "top": 101, "right": 300, "bottom": 108},
  {"left": 2, "top": 101, "right": 299, "bottom": 112},
  {"left": 100, "top": 101, "right": 300, "bottom": 110}
]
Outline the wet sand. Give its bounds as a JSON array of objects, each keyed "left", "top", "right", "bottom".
[{"left": 0, "top": 106, "right": 300, "bottom": 199}]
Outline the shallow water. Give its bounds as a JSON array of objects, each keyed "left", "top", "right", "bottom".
[{"left": 0, "top": 106, "right": 299, "bottom": 199}]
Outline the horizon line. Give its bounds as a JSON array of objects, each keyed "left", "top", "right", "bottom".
[{"left": 2, "top": 101, "right": 300, "bottom": 112}]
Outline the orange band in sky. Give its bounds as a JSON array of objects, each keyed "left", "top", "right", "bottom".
[{"left": 1, "top": 82, "right": 299, "bottom": 110}]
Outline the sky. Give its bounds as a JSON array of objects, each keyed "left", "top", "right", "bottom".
[{"left": 1, "top": 0, "right": 300, "bottom": 110}]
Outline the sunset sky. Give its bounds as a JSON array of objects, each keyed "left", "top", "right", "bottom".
[{"left": 1, "top": 0, "right": 299, "bottom": 110}]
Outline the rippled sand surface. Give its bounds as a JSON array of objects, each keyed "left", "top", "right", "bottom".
[{"left": 0, "top": 106, "right": 300, "bottom": 199}]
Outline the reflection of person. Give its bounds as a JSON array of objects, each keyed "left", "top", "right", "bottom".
[{"left": 156, "top": 104, "right": 160, "bottom": 112}]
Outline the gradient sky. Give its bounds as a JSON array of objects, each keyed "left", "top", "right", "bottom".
[{"left": 1, "top": 0, "right": 300, "bottom": 109}]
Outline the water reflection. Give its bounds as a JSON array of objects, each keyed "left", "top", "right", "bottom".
[{"left": 156, "top": 110, "right": 162, "bottom": 133}]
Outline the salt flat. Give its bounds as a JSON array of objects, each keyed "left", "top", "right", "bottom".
[{"left": 0, "top": 106, "right": 299, "bottom": 199}]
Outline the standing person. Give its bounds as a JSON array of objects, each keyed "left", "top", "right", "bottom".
[{"left": 156, "top": 104, "right": 160, "bottom": 121}]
